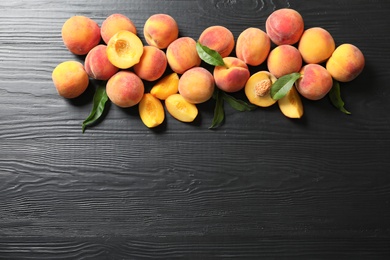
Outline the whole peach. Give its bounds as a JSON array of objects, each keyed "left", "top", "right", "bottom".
[
  {"left": 266, "top": 8, "right": 304, "bottom": 45},
  {"left": 143, "top": 14, "right": 179, "bottom": 49},
  {"left": 61, "top": 16, "right": 101, "bottom": 55},
  {"left": 298, "top": 27, "right": 335, "bottom": 64},
  {"left": 178, "top": 67, "right": 215, "bottom": 104},
  {"left": 84, "top": 45, "right": 119, "bottom": 80},
  {"left": 133, "top": 46, "right": 167, "bottom": 81},
  {"left": 166, "top": 37, "right": 201, "bottom": 74},
  {"left": 236, "top": 27, "right": 271, "bottom": 66},
  {"left": 296, "top": 64, "right": 333, "bottom": 100},
  {"left": 101, "top": 14, "right": 137, "bottom": 44},
  {"left": 198, "top": 25, "right": 235, "bottom": 58},
  {"left": 106, "top": 71, "right": 144, "bottom": 108},
  {"left": 267, "top": 45, "right": 302, "bottom": 78},
  {"left": 326, "top": 43, "right": 365, "bottom": 82},
  {"left": 52, "top": 61, "right": 89, "bottom": 99},
  {"left": 214, "top": 57, "right": 250, "bottom": 93}
]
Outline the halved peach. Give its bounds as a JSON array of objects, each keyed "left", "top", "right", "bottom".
[
  {"left": 278, "top": 87, "right": 303, "bottom": 118},
  {"left": 245, "top": 71, "right": 277, "bottom": 107},
  {"left": 150, "top": 73, "right": 179, "bottom": 100},
  {"left": 139, "top": 93, "right": 165, "bottom": 128},
  {"left": 165, "top": 93, "right": 198, "bottom": 123}
]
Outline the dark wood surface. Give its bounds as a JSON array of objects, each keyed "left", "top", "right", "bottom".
[{"left": 1, "top": 0, "right": 390, "bottom": 258}]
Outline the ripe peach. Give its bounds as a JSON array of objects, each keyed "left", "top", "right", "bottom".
[
  {"left": 133, "top": 46, "right": 167, "bottom": 81},
  {"left": 106, "top": 71, "right": 144, "bottom": 108},
  {"left": 101, "top": 14, "right": 137, "bottom": 44},
  {"left": 84, "top": 45, "right": 119, "bottom": 81},
  {"left": 178, "top": 67, "right": 215, "bottom": 104},
  {"left": 265, "top": 8, "right": 304, "bottom": 45},
  {"left": 198, "top": 25, "right": 235, "bottom": 58},
  {"left": 165, "top": 94, "right": 198, "bottom": 123},
  {"left": 166, "top": 37, "right": 201, "bottom": 74},
  {"left": 267, "top": 45, "right": 302, "bottom": 78},
  {"left": 52, "top": 61, "right": 89, "bottom": 99},
  {"left": 296, "top": 64, "right": 333, "bottom": 100},
  {"left": 245, "top": 71, "right": 277, "bottom": 107},
  {"left": 298, "top": 27, "right": 335, "bottom": 64},
  {"left": 236, "top": 27, "right": 271, "bottom": 66},
  {"left": 213, "top": 57, "right": 250, "bottom": 93},
  {"left": 143, "top": 14, "right": 179, "bottom": 49},
  {"left": 150, "top": 73, "right": 179, "bottom": 100},
  {"left": 138, "top": 93, "right": 165, "bottom": 128},
  {"left": 326, "top": 43, "right": 365, "bottom": 82},
  {"left": 106, "top": 30, "right": 144, "bottom": 69},
  {"left": 61, "top": 16, "right": 101, "bottom": 55}
]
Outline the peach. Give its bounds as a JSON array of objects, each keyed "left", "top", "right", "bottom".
[
  {"left": 138, "top": 93, "right": 165, "bottom": 128},
  {"left": 166, "top": 37, "right": 201, "bottom": 74},
  {"left": 198, "top": 25, "right": 235, "bottom": 58},
  {"left": 267, "top": 45, "right": 302, "bottom": 78},
  {"left": 106, "top": 71, "right": 144, "bottom": 108},
  {"left": 61, "top": 16, "right": 101, "bottom": 55},
  {"left": 266, "top": 8, "right": 304, "bottom": 45},
  {"left": 106, "top": 30, "right": 144, "bottom": 69},
  {"left": 165, "top": 94, "right": 198, "bottom": 123},
  {"left": 52, "top": 61, "right": 89, "bottom": 99},
  {"left": 326, "top": 43, "right": 365, "bottom": 82},
  {"left": 245, "top": 71, "right": 277, "bottom": 107},
  {"left": 101, "top": 14, "right": 137, "bottom": 44},
  {"left": 178, "top": 67, "right": 215, "bottom": 104},
  {"left": 84, "top": 45, "right": 119, "bottom": 80},
  {"left": 143, "top": 14, "right": 179, "bottom": 49},
  {"left": 133, "top": 46, "right": 167, "bottom": 81},
  {"left": 298, "top": 27, "right": 335, "bottom": 64},
  {"left": 213, "top": 57, "right": 250, "bottom": 93},
  {"left": 150, "top": 73, "right": 179, "bottom": 100},
  {"left": 278, "top": 86, "right": 304, "bottom": 118},
  {"left": 296, "top": 64, "right": 333, "bottom": 100},
  {"left": 236, "top": 27, "right": 271, "bottom": 66}
]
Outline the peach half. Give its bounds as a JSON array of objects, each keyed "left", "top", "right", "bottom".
[
  {"left": 106, "top": 30, "right": 144, "bottom": 69},
  {"left": 165, "top": 94, "right": 198, "bottom": 123},
  {"left": 214, "top": 57, "right": 250, "bottom": 93},
  {"left": 245, "top": 71, "right": 277, "bottom": 107},
  {"left": 150, "top": 73, "right": 179, "bottom": 100},
  {"left": 138, "top": 93, "right": 165, "bottom": 128},
  {"left": 278, "top": 86, "right": 304, "bottom": 119}
]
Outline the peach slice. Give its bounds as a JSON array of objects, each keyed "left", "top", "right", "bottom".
[
  {"left": 165, "top": 93, "right": 198, "bottom": 123},
  {"left": 106, "top": 30, "right": 144, "bottom": 69},
  {"left": 245, "top": 71, "right": 277, "bottom": 107},
  {"left": 278, "top": 86, "right": 304, "bottom": 118},
  {"left": 150, "top": 73, "right": 179, "bottom": 100},
  {"left": 139, "top": 93, "right": 165, "bottom": 128}
]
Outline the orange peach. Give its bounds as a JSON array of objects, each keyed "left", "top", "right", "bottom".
[
  {"left": 166, "top": 37, "right": 201, "bottom": 74},
  {"left": 198, "top": 25, "right": 235, "bottom": 58},
  {"left": 265, "top": 8, "right": 304, "bottom": 45},
  {"left": 165, "top": 94, "right": 198, "bottom": 123},
  {"left": 296, "top": 64, "right": 333, "bottom": 100},
  {"left": 267, "top": 45, "right": 302, "bottom": 78},
  {"left": 106, "top": 30, "right": 144, "bottom": 69},
  {"left": 298, "top": 27, "right": 335, "bottom": 64},
  {"left": 236, "top": 27, "right": 270, "bottom": 66},
  {"left": 178, "top": 67, "right": 215, "bottom": 104},
  {"left": 138, "top": 93, "right": 165, "bottom": 128},
  {"left": 106, "top": 71, "right": 144, "bottom": 108},
  {"left": 150, "top": 73, "right": 179, "bottom": 100},
  {"left": 84, "top": 45, "right": 119, "bottom": 80},
  {"left": 143, "top": 14, "right": 179, "bottom": 49},
  {"left": 278, "top": 86, "right": 304, "bottom": 118},
  {"left": 326, "top": 43, "right": 365, "bottom": 82},
  {"left": 61, "top": 16, "right": 101, "bottom": 55},
  {"left": 101, "top": 14, "right": 137, "bottom": 44},
  {"left": 213, "top": 57, "right": 250, "bottom": 93},
  {"left": 52, "top": 61, "right": 89, "bottom": 99},
  {"left": 133, "top": 46, "right": 167, "bottom": 81}
]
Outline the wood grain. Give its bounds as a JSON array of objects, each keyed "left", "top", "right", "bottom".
[{"left": 1, "top": 0, "right": 390, "bottom": 258}]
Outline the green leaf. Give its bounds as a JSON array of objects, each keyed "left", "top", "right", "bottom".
[
  {"left": 209, "top": 89, "right": 225, "bottom": 129},
  {"left": 270, "top": 72, "right": 301, "bottom": 100},
  {"left": 196, "top": 41, "right": 225, "bottom": 67},
  {"left": 82, "top": 85, "right": 109, "bottom": 133},
  {"left": 222, "top": 92, "right": 257, "bottom": 112},
  {"left": 329, "top": 80, "right": 351, "bottom": 115}
]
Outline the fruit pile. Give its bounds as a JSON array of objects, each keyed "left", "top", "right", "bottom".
[{"left": 52, "top": 9, "right": 365, "bottom": 132}]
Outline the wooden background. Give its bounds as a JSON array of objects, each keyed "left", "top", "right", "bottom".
[{"left": 1, "top": 0, "right": 390, "bottom": 258}]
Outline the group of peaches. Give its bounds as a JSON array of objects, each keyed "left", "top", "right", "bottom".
[{"left": 52, "top": 8, "right": 365, "bottom": 129}]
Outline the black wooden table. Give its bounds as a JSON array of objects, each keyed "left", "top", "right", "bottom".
[{"left": 1, "top": 0, "right": 390, "bottom": 258}]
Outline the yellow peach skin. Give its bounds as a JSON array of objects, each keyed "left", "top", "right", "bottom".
[
  {"left": 52, "top": 61, "right": 89, "bottom": 99},
  {"left": 213, "top": 57, "right": 250, "bottom": 93},
  {"left": 101, "top": 14, "right": 137, "bottom": 44},
  {"left": 61, "top": 16, "right": 101, "bottom": 55},
  {"left": 133, "top": 46, "right": 167, "bottom": 81},
  {"left": 198, "top": 25, "right": 235, "bottom": 58},
  {"left": 326, "top": 43, "right": 365, "bottom": 82},
  {"left": 166, "top": 37, "right": 201, "bottom": 74},
  {"left": 298, "top": 27, "right": 335, "bottom": 64},
  {"left": 178, "top": 67, "right": 215, "bottom": 104},
  {"left": 143, "top": 14, "right": 179, "bottom": 49},
  {"left": 267, "top": 45, "right": 302, "bottom": 78},
  {"left": 236, "top": 27, "right": 271, "bottom": 66}
]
